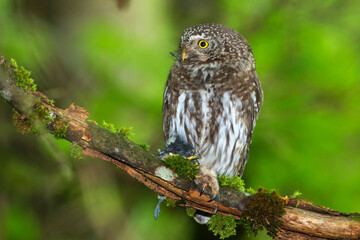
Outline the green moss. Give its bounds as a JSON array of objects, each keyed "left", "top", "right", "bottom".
[
  {"left": 26, "top": 101, "right": 67, "bottom": 136},
  {"left": 8, "top": 58, "right": 18, "bottom": 69},
  {"left": 102, "top": 121, "right": 149, "bottom": 150},
  {"left": 10, "top": 58, "right": 37, "bottom": 92},
  {"left": 6, "top": 59, "right": 69, "bottom": 139},
  {"left": 32, "top": 103, "right": 50, "bottom": 121},
  {"left": 208, "top": 214, "right": 237, "bottom": 239},
  {"left": 186, "top": 208, "right": 196, "bottom": 217},
  {"left": 11, "top": 98, "right": 68, "bottom": 139},
  {"left": 164, "top": 198, "right": 177, "bottom": 208},
  {"left": 241, "top": 188, "right": 285, "bottom": 237},
  {"left": 290, "top": 190, "right": 302, "bottom": 207},
  {"left": 86, "top": 119, "right": 98, "bottom": 125},
  {"left": 290, "top": 190, "right": 302, "bottom": 198},
  {"left": 70, "top": 142, "right": 84, "bottom": 159},
  {"left": 348, "top": 215, "right": 360, "bottom": 221},
  {"left": 119, "top": 126, "right": 134, "bottom": 139},
  {"left": 218, "top": 175, "right": 245, "bottom": 191},
  {"left": 53, "top": 118, "right": 68, "bottom": 138},
  {"left": 102, "top": 121, "right": 135, "bottom": 139},
  {"left": 217, "top": 175, "right": 258, "bottom": 194},
  {"left": 102, "top": 120, "right": 118, "bottom": 133},
  {"left": 138, "top": 143, "right": 150, "bottom": 151},
  {"left": 245, "top": 187, "right": 257, "bottom": 195},
  {"left": 12, "top": 110, "right": 31, "bottom": 134},
  {"left": 48, "top": 99, "right": 55, "bottom": 106},
  {"left": 27, "top": 104, "right": 49, "bottom": 134},
  {"left": 12, "top": 101, "right": 52, "bottom": 134},
  {"left": 163, "top": 154, "right": 199, "bottom": 179}
]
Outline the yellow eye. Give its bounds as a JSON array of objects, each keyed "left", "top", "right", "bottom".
[{"left": 198, "top": 40, "right": 208, "bottom": 48}]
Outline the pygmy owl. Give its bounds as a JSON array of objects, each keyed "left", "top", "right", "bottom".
[{"left": 162, "top": 23, "right": 263, "bottom": 199}]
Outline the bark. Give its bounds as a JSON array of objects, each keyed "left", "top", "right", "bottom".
[{"left": 1, "top": 54, "right": 359, "bottom": 239}]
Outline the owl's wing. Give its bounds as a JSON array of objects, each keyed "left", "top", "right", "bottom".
[
  {"left": 252, "top": 72, "right": 263, "bottom": 120},
  {"left": 236, "top": 69, "right": 263, "bottom": 176},
  {"left": 162, "top": 75, "right": 172, "bottom": 140}
]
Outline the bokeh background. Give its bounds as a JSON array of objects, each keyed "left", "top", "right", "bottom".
[{"left": 1, "top": 0, "right": 360, "bottom": 239}]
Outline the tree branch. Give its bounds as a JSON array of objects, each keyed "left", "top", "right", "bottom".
[{"left": 1, "top": 54, "right": 359, "bottom": 239}]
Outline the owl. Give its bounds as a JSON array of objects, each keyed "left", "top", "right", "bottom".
[{"left": 162, "top": 23, "right": 263, "bottom": 199}]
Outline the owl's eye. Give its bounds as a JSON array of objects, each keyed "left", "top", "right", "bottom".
[{"left": 198, "top": 40, "right": 208, "bottom": 48}]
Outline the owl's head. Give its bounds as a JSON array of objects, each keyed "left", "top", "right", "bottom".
[{"left": 179, "top": 23, "right": 253, "bottom": 63}]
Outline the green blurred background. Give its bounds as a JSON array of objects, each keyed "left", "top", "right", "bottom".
[{"left": 0, "top": 0, "right": 359, "bottom": 239}]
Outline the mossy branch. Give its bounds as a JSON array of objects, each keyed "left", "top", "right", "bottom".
[{"left": 1, "top": 54, "right": 359, "bottom": 240}]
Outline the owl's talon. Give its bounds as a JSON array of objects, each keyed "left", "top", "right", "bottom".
[
  {"left": 214, "top": 202, "right": 219, "bottom": 214},
  {"left": 207, "top": 193, "right": 220, "bottom": 213},
  {"left": 208, "top": 193, "right": 220, "bottom": 203},
  {"left": 199, "top": 186, "right": 205, "bottom": 196},
  {"left": 214, "top": 204, "right": 219, "bottom": 214},
  {"left": 195, "top": 165, "right": 220, "bottom": 202}
]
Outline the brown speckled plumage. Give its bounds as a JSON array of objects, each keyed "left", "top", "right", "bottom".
[{"left": 162, "top": 23, "right": 263, "bottom": 196}]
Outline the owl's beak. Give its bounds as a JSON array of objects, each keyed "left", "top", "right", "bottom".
[{"left": 181, "top": 48, "right": 188, "bottom": 61}]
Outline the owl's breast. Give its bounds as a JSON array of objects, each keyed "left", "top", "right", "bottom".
[
  {"left": 163, "top": 61, "right": 261, "bottom": 176},
  {"left": 165, "top": 86, "right": 251, "bottom": 176}
]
